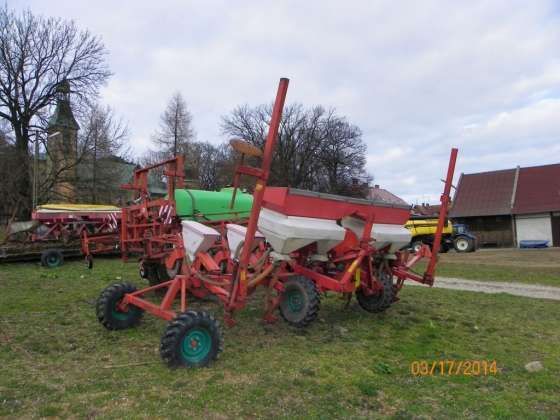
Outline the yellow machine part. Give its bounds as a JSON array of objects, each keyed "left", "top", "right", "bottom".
[
  {"left": 405, "top": 219, "right": 453, "bottom": 237},
  {"left": 36, "top": 203, "right": 121, "bottom": 212}
]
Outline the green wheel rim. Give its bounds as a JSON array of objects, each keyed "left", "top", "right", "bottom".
[
  {"left": 286, "top": 288, "right": 304, "bottom": 313},
  {"left": 181, "top": 328, "right": 211, "bottom": 363},
  {"left": 111, "top": 301, "right": 130, "bottom": 321},
  {"left": 47, "top": 254, "right": 60, "bottom": 267}
]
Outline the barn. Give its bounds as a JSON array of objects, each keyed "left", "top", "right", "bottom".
[{"left": 450, "top": 163, "right": 560, "bottom": 248}]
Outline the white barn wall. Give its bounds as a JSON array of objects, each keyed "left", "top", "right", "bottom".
[{"left": 515, "top": 213, "right": 553, "bottom": 246}]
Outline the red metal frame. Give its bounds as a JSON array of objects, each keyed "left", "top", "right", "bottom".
[
  {"left": 81, "top": 157, "right": 187, "bottom": 267},
  {"left": 31, "top": 209, "right": 120, "bottom": 243},
  {"left": 120, "top": 157, "right": 184, "bottom": 255},
  {"left": 103, "top": 78, "right": 458, "bottom": 336},
  {"left": 255, "top": 148, "right": 457, "bottom": 295},
  {"left": 423, "top": 148, "right": 458, "bottom": 284},
  {"left": 260, "top": 148, "right": 458, "bottom": 298},
  {"left": 116, "top": 79, "right": 290, "bottom": 326},
  {"left": 233, "top": 78, "right": 289, "bottom": 308},
  {"left": 262, "top": 187, "right": 410, "bottom": 224}
]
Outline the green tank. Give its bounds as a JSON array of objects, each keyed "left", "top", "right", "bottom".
[{"left": 174, "top": 188, "right": 253, "bottom": 221}]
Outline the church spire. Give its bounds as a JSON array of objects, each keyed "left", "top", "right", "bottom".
[
  {"left": 47, "top": 79, "right": 79, "bottom": 202},
  {"left": 48, "top": 79, "right": 80, "bottom": 131}
]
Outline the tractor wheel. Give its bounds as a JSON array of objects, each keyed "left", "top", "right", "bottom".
[
  {"left": 139, "top": 262, "right": 147, "bottom": 279},
  {"left": 156, "top": 263, "right": 175, "bottom": 282},
  {"left": 356, "top": 269, "right": 395, "bottom": 313},
  {"left": 160, "top": 310, "right": 223, "bottom": 368},
  {"left": 40, "top": 249, "right": 64, "bottom": 268},
  {"left": 140, "top": 262, "right": 162, "bottom": 286},
  {"left": 140, "top": 262, "right": 180, "bottom": 286},
  {"left": 160, "top": 261, "right": 181, "bottom": 279},
  {"left": 279, "top": 276, "right": 320, "bottom": 328},
  {"left": 96, "top": 283, "right": 143, "bottom": 330},
  {"left": 454, "top": 236, "right": 475, "bottom": 253},
  {"left": 140, "top": 262, "right": 170, "bottom": 295}
]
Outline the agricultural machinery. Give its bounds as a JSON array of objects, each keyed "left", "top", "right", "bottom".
[
  {"left": 2, "top": 204, "right": 120, "bottom": 266},
  {"left": 96, "top": 78, "right": 458, "bottom": 368},
  {"left": 406, "top": 217, "right": 476, "bottom": 253}
]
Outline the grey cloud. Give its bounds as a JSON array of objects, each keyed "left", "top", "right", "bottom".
[{"left": 18, "top": 0, "right": 560, "bottom": 203}]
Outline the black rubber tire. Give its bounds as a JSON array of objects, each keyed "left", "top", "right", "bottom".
[
  {"left": 157, "top": 264, "right": 171, "bottom": 282},
  {"left": 160, "top": 310, "right": 223, "bottom": 368},
  {"left": 40, "top": 249, "right": 64, "bottom": 268},
  {"left": 356, "top": 268, "right": 395, "bottom": 313},
  {"left": 85, "top": 255, "right": 93, "bottom": 269},
  {"left": 453, "top": 236, "right": 475, "bottom": 253},
  {"left": 140, "top": 262, "right": 163, "bottom": 287},
  {"left": 139, "top": 262, "right": 147, "bottom": 279},
  {"left": 141, "top": 262, "right": 173, "bottom": 296},
  {"left": 161, "top": 261, "right": 181, "bottom": 279},
  {"left": 140, "top": 262, "right": 179, "bottom": 285},
  {"left": 96, "top": 283, "right": 144, "bottom": 330},
  {"left": 279, "top": 276, "right": 320, "bottom": 328}
]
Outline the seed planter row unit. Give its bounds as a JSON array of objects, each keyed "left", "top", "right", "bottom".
[{"left": 94, "top": 78, "right": 458, "bottom": 368}]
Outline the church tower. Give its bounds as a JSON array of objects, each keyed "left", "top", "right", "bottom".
[{"left": 47, "top": 80, "right": 80, "bottom": 202}]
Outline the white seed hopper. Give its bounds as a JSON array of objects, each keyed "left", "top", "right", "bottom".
[
  {"left": 257, "top": 208, "right": 346, "bottom": 255},
  {"left": 181, "top": 220, "right": 221, "bottom": 260},
  {"left": 341, "top": 216, "right": 411, "bottom": 253},
  {"left": 226, "top": 223, "right": 265, "bottom": 259}
]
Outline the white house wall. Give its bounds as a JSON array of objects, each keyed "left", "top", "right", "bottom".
[{"left": 515, "top": 213, "right": 552, "bottom": 246}]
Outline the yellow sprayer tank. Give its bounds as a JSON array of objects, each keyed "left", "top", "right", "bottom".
[{"left": 405, "top": 218, "right": 453, "bottom": 237}]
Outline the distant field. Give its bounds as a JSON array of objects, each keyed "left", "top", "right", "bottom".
[
  {"left": 420, "top": 248, "right": 560, "bottom": 286},
  {"left": 1, "top": 259, "right": 559, "bottom": 418}
]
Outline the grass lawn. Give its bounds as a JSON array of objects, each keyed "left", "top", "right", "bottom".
[
  {"left": 1, "top": 258, "right": 559, "bottom": 418},
  {"left": 418, "top": 248, "right": 560, "bottom": 286}
]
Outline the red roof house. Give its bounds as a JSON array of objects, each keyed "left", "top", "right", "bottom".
[
  {"left": 450, "top": 169, "right": 516, "bottom": 218},
  {"left": 450, "top": 164, "right": 560, "bottom": 247},
  {"left": 512, "top": 164, "right": 560, "bottom": 215}
]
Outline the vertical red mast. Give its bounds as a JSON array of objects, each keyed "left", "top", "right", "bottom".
[
  {"left": 424, "top": 147, "right": 458, "bottom": 285},
  {"left": 235, "top": 78, "right": 289, "bottom": 302}
]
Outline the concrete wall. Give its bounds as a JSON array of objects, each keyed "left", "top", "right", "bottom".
[{"left": 515, "top": 213, "right": 553, "bottom": 246}]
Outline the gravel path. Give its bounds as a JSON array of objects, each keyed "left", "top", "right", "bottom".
[{"left": 408, "top": 277, "right": 560, "bottom": 301}]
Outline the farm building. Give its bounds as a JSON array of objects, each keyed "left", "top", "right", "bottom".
[
  {"left": 411, "top": 203, "right": 441, "bottom": 217},
  {"left": 367, "top": 184, "right": 409, "bottom": 206},
  {"left": 450, "top": 164, "right": 560, "bottom": 248}
]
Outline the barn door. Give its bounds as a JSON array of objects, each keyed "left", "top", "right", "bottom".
[{"left": 552, "top": 213, "right": 560, "bottom": 247}]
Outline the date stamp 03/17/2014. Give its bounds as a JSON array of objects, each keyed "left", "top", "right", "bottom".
[{"left": 410, "top": 360, "right": 499, "bottom": 377}]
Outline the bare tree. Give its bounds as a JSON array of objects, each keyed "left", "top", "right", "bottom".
[
  {"left": 316, "top": 114, "right": 370, "bottom": 196},
  {"left": 0, "top": 120, "right": 18, "bottom": 221},
  {"left": 0, "top": 118, "right": 9, "bottom": 144},
  {"left": 186, "top": 142, "right": 231, "bottom": 190},
  {"left": 0, "top": 6, "right": 111, "bottom": 217},
  {"left": 150, "top": 92, "right": 195, "bottom": 158},
  {"left": 142, "top": 92, "right": 196, "bottom": 187},
  {"left": 78, "top": 104, "right": 129, "bottom": 202},
  {"left": 221, "top": 103, "right": 371, "bottom": 196}
]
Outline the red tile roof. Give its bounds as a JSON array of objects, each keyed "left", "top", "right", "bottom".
[
  {"left": 450, "top": 163, "right": 560, "bottom": 217},
  {"left": 449, "top": 169, "right": 516, "bottom": 217},
  {"left": 512, "top": 164, "right": 560, "bottom": 214},
  {"left": 367, "top": 186, "right": 409, "bottom": 207}
]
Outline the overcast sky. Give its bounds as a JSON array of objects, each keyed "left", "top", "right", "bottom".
[{"left": 17, "top": 0, "right": 560, "bottom": 203}]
